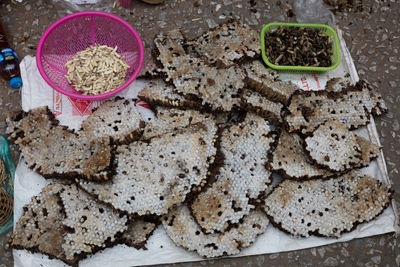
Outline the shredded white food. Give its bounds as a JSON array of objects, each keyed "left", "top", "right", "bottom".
[{"left": 64, "top": 44, "right": 130, "bottom": 95}]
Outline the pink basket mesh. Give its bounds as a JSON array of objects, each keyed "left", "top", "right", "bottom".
[{"left": 36, "top": 11, "right": 144, "bottom": 100}]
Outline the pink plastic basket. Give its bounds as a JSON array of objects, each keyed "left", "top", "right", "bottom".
[{"left": 36, "top": 11, "right": 144, "bottom": 101}]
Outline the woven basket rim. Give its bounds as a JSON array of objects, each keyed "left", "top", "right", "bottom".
[
  {"left": 0, "top": 188, "right": 13, "bottom": 226},
  {"left": 0, "top": 160, "right": 6, "bottom": 186}
]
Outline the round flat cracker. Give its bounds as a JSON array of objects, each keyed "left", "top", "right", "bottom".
[
  {"left": 305, "top": 120, "right": 362, "bottom": 172},
  {"left": 163, "top": 205, "right": 269, "bottom": 258},
  {"left": 264, "top": 170, "right": 393, "bottom": 237}
]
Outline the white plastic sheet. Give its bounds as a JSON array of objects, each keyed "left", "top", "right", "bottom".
[{"left": 13, "top": 30, "right": 396, "bottom": 267}]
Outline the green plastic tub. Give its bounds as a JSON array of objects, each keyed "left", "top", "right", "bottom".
[
  {"left": 261, "top": 22, "right": 341, "bottom": 72},
  {"left": 0, "top": 135, "right": 15, "bottom": 237}
]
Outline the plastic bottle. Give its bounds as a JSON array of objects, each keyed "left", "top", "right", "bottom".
[{"left": 0, "top": 20, "right": 23, "bottom": 89}]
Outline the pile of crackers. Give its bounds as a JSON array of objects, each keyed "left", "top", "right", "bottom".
[{"left": 6, "top": 20, "right": 392, "bottom": 266}]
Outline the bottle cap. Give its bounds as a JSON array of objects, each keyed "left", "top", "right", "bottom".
[{"left": 10, "top": 77, "right": 23, "bottom": 89}]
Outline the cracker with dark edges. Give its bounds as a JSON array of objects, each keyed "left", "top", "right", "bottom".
[
  {"left": 263, "top": 170, "right": 393, "bottom": 237},
  {"left": 138, "top": 79, "right": 203, "bottom": 110},
  {"left": 243, "top": 60, "right": 299, "bottom": 105},
  {"left": 191, "top": 113, "right": 277, "bottom": 234},
  {"left": 142, "top": 106, "right": 215, "bottom": 140},
  {"left": 78, "top": 122, "right": 218, "bottom": 217},
  {"left": 162, "top": 54, "right": 245, "bottom": 112},
  {"left": 305, "top": 120, "right": 362, "bottom": 172},
  {"left": 9, "top": 183, "right": 68, "bottom": 264},
  {"left": 240, "top": 88, "right": 283, "bottom": 123},
  {"left": 6, "top": 107, "right": 113, "bottom": 181},
  {"left": 154, "top": 30, "right": 245, "bottom": 112},
  {"left": 122, "top": 218, "right": 158, "bottom": 249},
  {"left": 284, "top": 80, "right": 387, "bottom": 134},
  {"left": 269, "top": 129, "right": 381, "bottom": 180},
  {"left": 59, "top": 183, "right": 128, "bottom": 265},
  {"left": 10, "top": 183, "right": 129, "bottom": 267},
  {"left": 163, "top": 205, "right": 269, "bottom": 258},
  {"left": 80, "top": 97, "right": 145, "bottom": 145},
  {"left": 187, "top": 20, "right": 261, "bottom": 68}
]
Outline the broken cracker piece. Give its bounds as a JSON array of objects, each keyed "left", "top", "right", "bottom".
[
  {"left": 138, "top": 79, "right": 202, "bottom": 110},
  {"left": 142, "top": 106, "right": 215, "bottom": 140},
  {"left": 269, "top": 130, "right": 335, "bottom": 180},
  {"left": 187, "top": 20, "right": 260, "bottom": 68},
  {"left": 269, "top": 130, "right": 381, "bottom": 180},
  {"left": 243, "top": 60, "right": 299, "bottom": 105},
  {"left": 78, "top": 122, "right": 218, "bottom": 216},
  {"left": 122, "top": 218, "right": 158, "bottom": 249},
  {"left": 324, "top": 77, "right": 352, "bottom": 93},
  {"left": 191, "top": 113, "right": 277, "bottom": 234},
  {"left": 59, "top": 183, "right": 128, "bottom": 263},
  {"left": 10, "top": 183, "right": 68, "bottom": 264},
  {"left": 81, "top": 97, "right": 145, "bottom": 144},
  {"left": 284, "top": 80, "right": 387, "bottom": 134},
  {"left": 165, "top": 54, "right": 245, "bottom": 112},
  {"left": 264, "top": 170, "right": 393, "bottom": 237},
  {"left": 163, "top": 205, "right": 269, "bottom": 258},
  {"left": 305, "top": 120, "right": 362, "bottom": 172},
  {"left": 11, "top": 182, "right": 129, "bottom": 267},
  {"left": 154, "top": 29, "right": 187, "bottom": 76},
  {"left": 6, "top": 107, "right": 113, "bottom": 181},
  {"left": 154, "top": 29, "right": 246, "bottom": 112},
  {"left": 356, "top": 136, "right": 380, "bottom": 167},
  {"left": 241, "top": 89, "right": 283, "bottom": 123}
]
